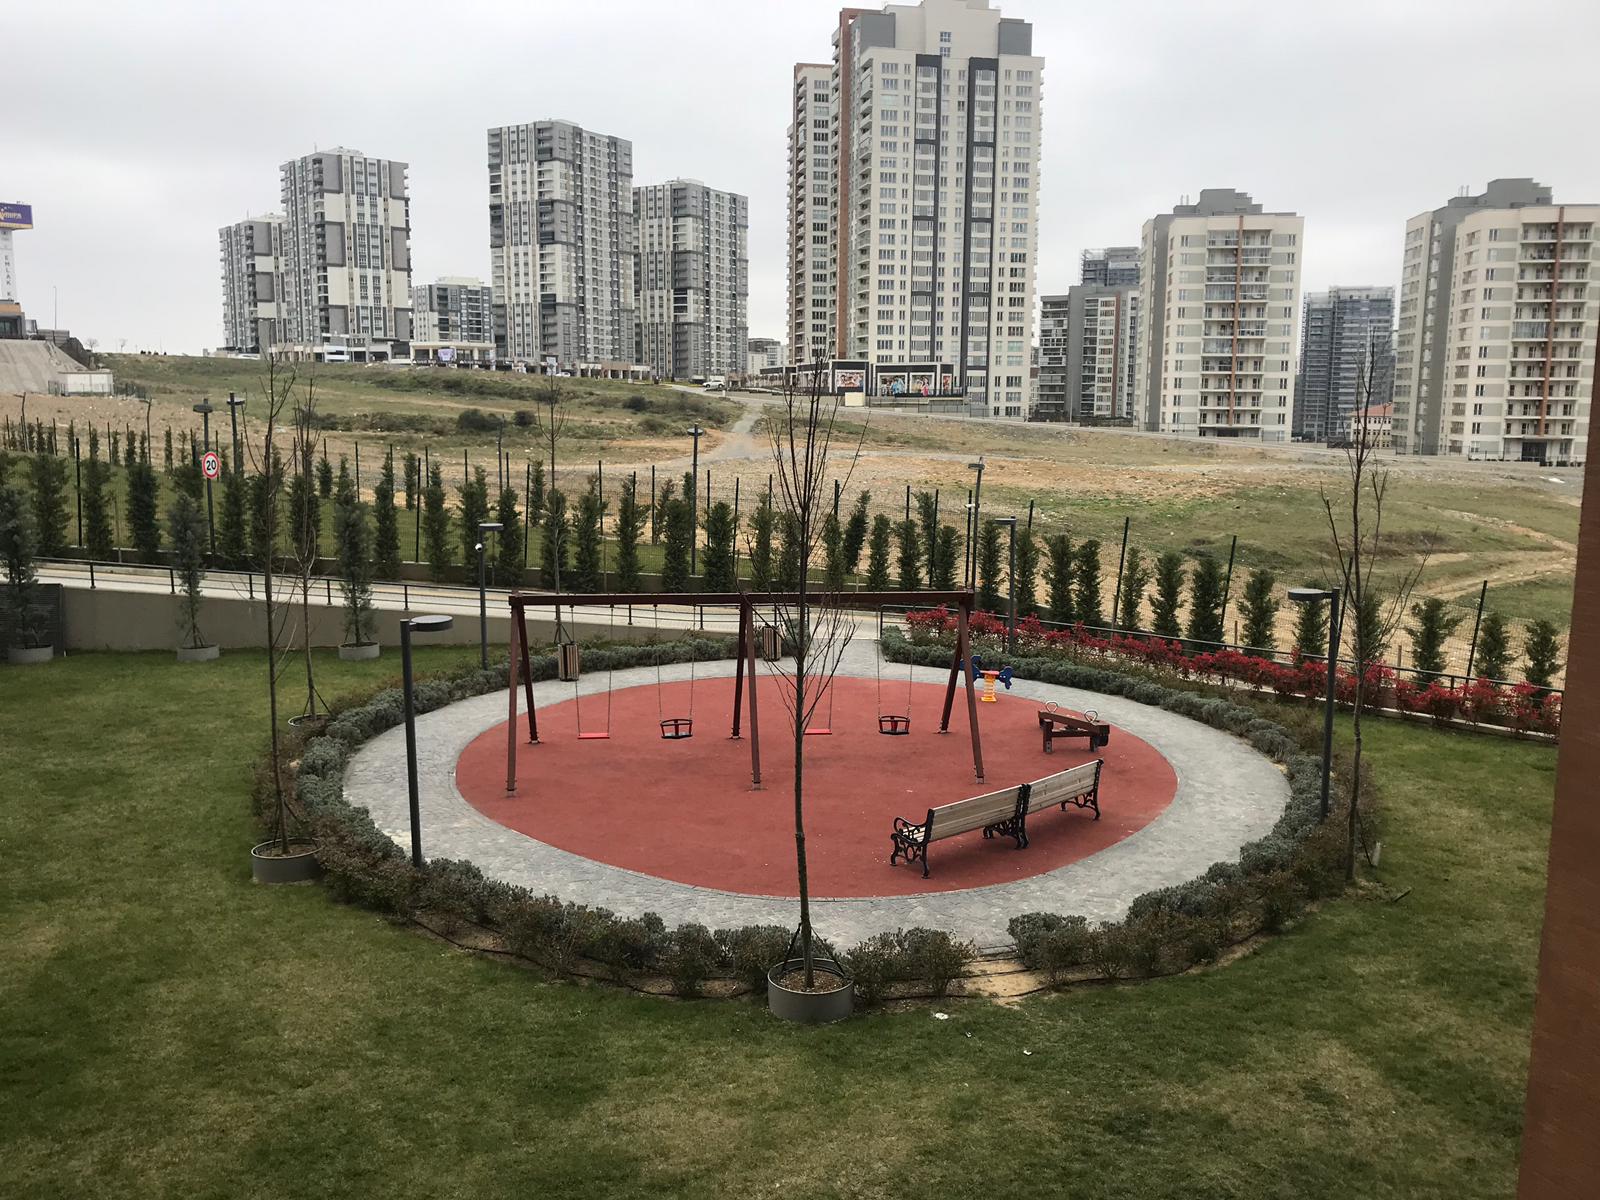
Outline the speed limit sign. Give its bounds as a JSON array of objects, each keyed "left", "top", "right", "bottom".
[{"left": 201, "top": 451, "right": 221, "bottom": 480}]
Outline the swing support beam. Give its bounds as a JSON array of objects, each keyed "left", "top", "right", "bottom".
[{"left": 503, "top": 589, "right": 983, "bottom": 793}]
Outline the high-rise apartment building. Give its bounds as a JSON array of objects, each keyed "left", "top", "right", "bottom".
[
  {"left": 634, "top": 180, "right": 748, "bottom": 379},
  {"left": 1081, "top": 246, "right": 1139, "bottom": 288},
  {"left": 746, "top": 336, "right": 784, "bottom": 376},
  {"left": 219, "top": 214, "right": 283, "bottom": 354},
  {"left": 1393, "top": 179, "right": 1595, "bottom": 463},
  {"left": 1134, "top": 189, "right": 1304, "bottom": 440},
  {"left": 278, "top": 149, "right": 412, "bottom": 361},
  {"left": 788, "top": 63, "right": 834, "bottom": 367},
  {"left": 1293, "top": 286, "right": 1394, "bottom": 443},
  {"left": 788, "top": 0, "right": 1044, "bottom": 418},
  {"left": 488, "top": 120, "right": 636, "bottom": 369},
  {"left": 1065, "top": 284, "right": 1140, "bottom": 423},
  {"left": 411, "top": 277, "right": 494, "bottom": 344},
  {"left": 1035, "top": 294, "right": 1069, "bottom": 420}
]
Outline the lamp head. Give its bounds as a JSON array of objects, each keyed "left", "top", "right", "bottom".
[
  {"left": 1287, "top": 587, "right": 1334, "bottom": 604},
  {"left": 479, "top": 521, "right": 504, "bottom": 533},
  {"left": 192, "top": 401, "right": 214, "bottom": 415},
  {"left": 408, "top": 614, "right": 454, "bottom": 634}
]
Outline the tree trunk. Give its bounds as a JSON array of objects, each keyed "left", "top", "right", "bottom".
[{"left": 794, "top": 573, "right": 814, "bottom": 989}]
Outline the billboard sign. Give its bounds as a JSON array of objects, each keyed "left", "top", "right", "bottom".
[{"left": 0, "top": 203, "right": 33, "bottom": 230}]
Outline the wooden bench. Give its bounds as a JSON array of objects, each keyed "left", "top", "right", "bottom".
[
  {"left": 1039, "top": 706, "right": 1111, "bottom": 753},
  {"left": 888, "top": 759, "right": 1105, "bottom": 877}
]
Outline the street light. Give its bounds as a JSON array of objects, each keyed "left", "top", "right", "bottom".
[
  {"left": 192, "top": 400, "right": 216, "bottom": 556},
  {"left": 965, "top": 456, "right": 985, "bottom": 588},
  {"left": 401, "top": 613, "right": 455, "bottom": 868},
  {"left": 225, "top": 392, "right": 246, "bottom": 471},
  {"left": 995, "top": 517, "right": 1018, "bottom": 655},
  {"left": 476, "top": 521, "right": 504, "bottom": 670},
  {"left": 687, "top": 425, "right": 706, "bottom": 577},
  {"left": 1288, "top": 586, "right": 1343, "bottom": 822}
]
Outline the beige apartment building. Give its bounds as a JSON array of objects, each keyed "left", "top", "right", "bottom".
[
  {"left": 787, "top": 63, "right": 833, "bottom": 367},
  {"left": 218, "top": 214, "right": 283, "bottom": 354},
  {"left": 1393, "top": 179, "right": 1595, "bottom": 463},
  {"left": 1134, "top": 189, "right": 1304, "bottom": 441}
]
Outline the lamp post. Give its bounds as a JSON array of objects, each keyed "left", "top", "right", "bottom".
[
  {"left": 686, "top": 425, "right": 706, "bottom": 577},
  {"left": 226, "top": 392, "right": 246, "bottom": 472},
  {"left": 401, "top": 614, "right": 455, "bottom": 868},
  {"left": 1288, "top": 586, "right": 1342, "bottom": 821},
  {"left": 477, "top": 521, "right": 504, "bottom": 670},
  {"left": 965, "top": 456, "right": 985, "bottom": 587},
  {"left": 192, "top": 400, "right": 216, "bottom": 556},
  {"left": 995, "top": 516, "right": 1018, "bottom": 655}
]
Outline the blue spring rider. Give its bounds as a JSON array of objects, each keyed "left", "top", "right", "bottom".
[{"left": 968, "top": 655, "right": 1014, "bottom": 703}]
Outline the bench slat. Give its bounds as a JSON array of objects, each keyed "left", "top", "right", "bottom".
[
  {"left": 1025, "top": 762, "right": 1100, "bottom": 814},
  {"left": 928, "top": 787, "right": 1026, "bottom": 839}
]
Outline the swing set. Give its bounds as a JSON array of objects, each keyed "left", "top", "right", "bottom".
[{"left": 502, "top": 588, "right": 990, "bottom": 795}]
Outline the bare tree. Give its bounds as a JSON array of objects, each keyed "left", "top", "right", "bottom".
[
  {"left": 287, "top": 371, "right": 326, "bottom": 720},
  {"left": 528, "top": 377, "right": 567, "bottom": 492},
  {"left": 1320, "top": 332, "right": 1429, "bottom": 880},
  {"left": 765, "top": 362, "right": 867, "bottom": 988}
]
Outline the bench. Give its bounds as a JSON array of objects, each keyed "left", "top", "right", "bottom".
[
  {"left": 1039, "top": 705, "right": 1111, "bottom": 753},
  {"left": 889, "top": 759, "right": 1105, "bottom": 877}
]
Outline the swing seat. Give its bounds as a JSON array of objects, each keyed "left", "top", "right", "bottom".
[
  {"left": 804, "top": 726, "right": 832, "bottom": 736},
  {"left": 660, "top": 717, "right": 694, "bottom": 740},
  {"left": 878, "top": 714, "right": 911, "bottom": 736},
  {"left": 577, "top": 731, "right": 611, "bottom": 741}
]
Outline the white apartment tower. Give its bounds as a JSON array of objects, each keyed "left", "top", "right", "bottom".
[
  {"left": 488, "top": 120, "right": 636, "bottom": 369},
  {"left": 1134, "top": 189, "right": 1304, "bottom": 440},
  {"left": 788, "top": 63, "right": 834, "bottom": 366},
  {"left": 411, "top": 277, "right": 494, "bottom": 344},
  {"left": 278, "top": 149, "right": 412, "bottom": 361},
  {"left": 219, "top": 214, "right": 283, "bottom": 353},
  {"left": 1066, "top": 285, "right": 1140, "bottom": 422},
  {"left": 1393, "top": 179, "right": 1595, "bottom": 463},
  {"left": 789, "top": 0, "right": 1043, "bottom": 417},
  {"left": 635, "top": 180, "right": 749, "bottom": 379}
]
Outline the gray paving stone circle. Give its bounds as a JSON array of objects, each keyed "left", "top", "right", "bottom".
[{"left": 342, "top": 640, "right": 1289, "bottom": 951}]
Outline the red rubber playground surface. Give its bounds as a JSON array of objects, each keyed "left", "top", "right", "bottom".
[{"left": 455, "top": 678, "right": 1179, "bottom": 898}]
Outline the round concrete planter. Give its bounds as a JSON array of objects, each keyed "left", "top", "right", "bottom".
[
  {"left": 6, "top": 644, "right": 54, "bottom": 665},
  {"left": 767, "top": 957, "right": 855, "bottom": 1024},
  {"left": 287, "top": 713, "right": 329, "bottom": 735},
  {"left": 251, "top": 839, "right": 322, "bottom": 884},
  {"left": 338, "top": 642, "right": 381, "bottom": 662},
  {"left": 176, "top": 644, "right": 221, "bottom": 664}
]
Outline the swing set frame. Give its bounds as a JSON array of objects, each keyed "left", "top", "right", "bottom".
[{"left": 503, "top": 588, "right": 988, "bottom": 794}]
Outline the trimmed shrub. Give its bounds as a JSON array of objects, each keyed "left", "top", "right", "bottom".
[
  {"left": 715, "top": 925, "right": 791, "bottom": 995},
  {"left": 661, "top": 923, "right": 722, "bottom": 997}
]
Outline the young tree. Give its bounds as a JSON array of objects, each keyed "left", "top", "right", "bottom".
[
  {"left": 0, "top": 484, "right": 41, "bottom": 649},
  {"left": 615, "top": 476, "right": 646, "bottom": 594},
  {"left": 316, "top": 446, "right": 333, "bottom": 498},
  {"left": 30, "top": 450, "right": 69, "bottom": 557},
  {"left": 372, "top": 453, "right": 402, "bottom": 578},
  {"left": 659, "top": 488, "right": 692, "bottom": 592},
  {"left": 334, "top": 495, "right": 376, "bottom": 647},
  {"left": 529, "top": 378, "right": 567, "bottom": 491},
  {"left": 541, "top": 488, "right": 570, "bottom": 590},
  {"left": 1149, "top": 551, "right": 1185, "bottom": 639},
  {"left": 1353, "top": 586, "right": 1390, "bottom": 671},
  {"left": 217, "top": 462, "right": 248, "bottom": 568},
  {"left": 896, "top": 516, "right": 922, "bottom": 591},
  {"left": 1185, "top": 552, "right": 1225, "bottom": 647},
  {"left": 842, "top": 490, "right": 870, "bottom": 577},
  {"left": 288, "top": 384, "right": 327, "bottom": 719},
  {"left": 1117, "top": 546, "right": 1152, "bottom": 632},
  {"left": 1075, "top": 539, "right": 1105, "bottom": 628},
  {"left": 422, "top": 463, "right": 453, "bottom": 581},
  {"left": 976, "top": 519, "right": 1002, "bottom": 612},
  {"left": 163, "top": 426, "right": 174, "bottom": 474},
  {"left": 1013, "top": 528, "right": 1040, "bottom": 617},
  {"left": 457, "top": 465, "right": 491, "bottom": 565},
  {"left": 570, "top": 478, "right": 604, "bottom": 592},
  {"left": 1522, "top": 619, "right": 1563, "bottom": 690},
  {"left": 915, "top": 490, "right": 939, "bottom": 577},
  {"left": 528, "top": 460, "right": 546, "bottom": 534},
  {"left": 1406, "top": 596, "right": 1464, "bottom": 679},
  {"left": 167, "top": 483, "right": 209, "bottom": 650},
  {"left": 249, "top": 446, "right": 281, "bottom": 569},
  {"left": 492, "top": 484, "right": 523, "bottom": 587},
  {"left": 82, "top": 428, "right": 114, "bottom": 560},
  {"left": 1043, "top": 533, "right": 1074, "bottom": 625},
  {"left": 126, "top": 456, "right": 162, "bottom": 562},
  {"left": 402, "top": 451, "right": 419, "bottom": 511},
  {"left": 865, "top": 513, "right": 893, "bottom": 590},
  {"left": 747, "top": 491, "right": 775, "bottom": 590},
  {"left": 703, "top": 499, "right": 738, "bottom": 591},
  {"left": 1292, "top": 593, "right": 1329, "bottom": 662},
  {"left": 1473, "top": 610, "right": 1511, "bottom": 681},
  {"left": 1239, "top": 567, "right": 1280, "bottom": 655},
  {"left": 932, "top": 524, "right": 960, "bottom": 590},
  {"left": 776, "top": 511, "right": 803, "bottom": 590}
]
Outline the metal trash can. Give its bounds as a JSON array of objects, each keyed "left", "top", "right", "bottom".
[{"left": 557, "top": 641, "right": 581, "bottom": 681}]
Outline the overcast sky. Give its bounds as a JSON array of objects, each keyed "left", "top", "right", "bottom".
[{"left": 9, "top": 0, "right": 1600, "bottom": 353}]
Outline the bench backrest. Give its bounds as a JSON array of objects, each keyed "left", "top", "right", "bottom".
[
  {"left": 926, "top": 785, "right": 1027, "bottom": 841},
  {"left": 1024, "top": 760, "right": 1102, "bottom": 815}
]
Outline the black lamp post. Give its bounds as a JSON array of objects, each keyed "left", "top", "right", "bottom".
[
  {"left": 995, "top": 516, "right": 1018, "bottom": 655},
  {"left": 193, "top": 400, "right": 216, "bottom": 556},
  {"left": 401, "top": 613, "right": 454, "bottom": 868},
  {"left": 476, "top": 521, "right": 504, "bottom": 670},
  {"left": 965, "top": 456, "right": 985, "bottom": 587},
  {"left": 686, "top": 425, "right": 705, "bottom": 576},
  {"left": 1288, "top": 586, "right": 1342, "bottom": 821},
  {"left": 226, "top": 392, "right": 246, "bottom": 471}
]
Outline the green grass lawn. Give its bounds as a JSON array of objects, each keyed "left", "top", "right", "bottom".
[{"left": 0, "top": 650, "right": 1554, "bottom": 1198}]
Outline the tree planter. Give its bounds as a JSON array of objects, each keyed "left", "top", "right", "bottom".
[
  {"left": 767, "top": 957, "right": 854, "bottom": 1024},
  {"left": 176, "top": 644, "right": 221, "bottom": 663},
  {"left": 250, "top": 839, "right": 322, "bottom": 884},
  {"left": 7, "top": 644, "right": 53, "bottom": 665},
  {"left": 287, "top": 713, "right": 329, "bottom": 734},
  {"left": 339, "top": 642, "right": 381, "bottom": 662}
]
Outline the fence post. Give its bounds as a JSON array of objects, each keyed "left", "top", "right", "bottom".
[
  {"left": 1464, "top": 579, "right": 1489, "bottom": 681},
  {"left": 1110, "top": 516, "right": 1130, "bottom": 629},
  {"left": 169, "top": 567, "right": 176, "bottom": 595},
  {"left": 326, "top": 577, "right": 332, "bottom": 604},
  {"left": 248, "top": 572, "right": 254, "bottom": 601},
  {"left": 89, "top": 560, "right": 96, "bottom": 589},
  {"left": 1220, "top": 533, "right": 1238, "bottom": 630}
]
